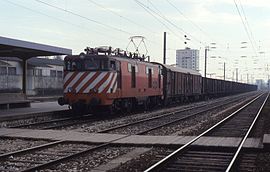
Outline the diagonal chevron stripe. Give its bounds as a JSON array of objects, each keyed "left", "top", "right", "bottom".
[
  {"left": 107, "top": 73, "right": 117, "bottom": 93},
  {"left": 63, "top": 72, "right": 77, "bottom": 89},
  {"left": 98, "top": 72, "right": 114, "bottom": 93},
  {"left": 64, "top": 72, "right": 73, "bottom": 84},
  {"left": 83, "top": 72, "right": 107, "bottom": 93},
  {"left": 112, "top": 81, "right": 118, "bottom": 93},
  {"left": 75, "top": 72, "right": 96, "bottom": 93},
  {"left": 64, "top": 72, "right": 84, "bottom": 93}
]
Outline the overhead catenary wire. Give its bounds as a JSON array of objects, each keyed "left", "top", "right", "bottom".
[
  {"left": 86, "top": 0, "right": 158, "bottom": 35},
  {"left": 34, "top": 0, "right": 165, "bottom": 52},
  {"left": 4, "top": 0, "right": 165, "bottom": 59},
  {"left": 146, "top": 0, "right": 204, "bottom": 47},
  {"left": 35, "top": 0, "right": 133, "bottom": 35},
  {"left": 3, "top": 0, "right": 127, "bottom": 43},
  {"left": 133, "top": 0, "right": 185, "bottom": 42},
  {"left": 85, "top": 0, "right": 161, "bottom": 46},
  {"left": 233, "top": 0, "right": 257, "bottom": 57},
  {"left": 238, "top": 0, "right": 258, "bottom": 50},
  {"left": 165, "top": 0, "right": 223, "bottom": 47}
]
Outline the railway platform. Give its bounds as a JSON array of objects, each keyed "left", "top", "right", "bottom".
[
  {"left": 0, "top": 128, "right": 264, "bottom": 149},
  {"left": 0, "top": 101, "right": 69, "bottom": 121},
  {"left": 0, "top": 93, "right": 30, "bottom": 109}
]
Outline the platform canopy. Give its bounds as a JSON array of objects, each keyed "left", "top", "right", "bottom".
[
  {"left": 0, "top": 36, "right": 72, "bottom": 94},
  {"left": 0, "top": 36, "right": 72, "bottom": 58}
]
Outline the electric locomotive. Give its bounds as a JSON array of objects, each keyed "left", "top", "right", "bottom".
[{"left": 58, "top": 47, "right": 163, "bottom": 114}]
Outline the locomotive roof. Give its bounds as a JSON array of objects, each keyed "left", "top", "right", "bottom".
[
  {"left": 65, "top": 53, "right": 158, "bottom": 67},
  {"left": 161, "top": 64, "right": 201, "bottom": 76},
  {"left": 110, "top": 56, "right": 157, "bottom": 66}
]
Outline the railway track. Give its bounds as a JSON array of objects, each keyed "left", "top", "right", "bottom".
[
  {"left": 0, "top": 140, "right": 108, "bottom": 172},
  {"left": 144, "top": 93, "right": 269, "bottom": 172},
  {"left": 8, "top": 114, "right": 94, "bottom": 130},
  {"left": 96, "top": 92, "right": 259, "bottom": 135}
]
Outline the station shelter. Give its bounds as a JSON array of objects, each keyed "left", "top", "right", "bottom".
[{"left": 0, "top": 36, "right": 72, "bottom": 109}]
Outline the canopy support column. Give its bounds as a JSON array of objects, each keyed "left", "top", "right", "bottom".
[{"left": 22, "top": 58, "right": 28, "bottom": 94}]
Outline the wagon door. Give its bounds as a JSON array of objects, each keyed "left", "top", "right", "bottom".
[
  {"left": 171, "top": 72, "right": 175, "bottom": 97},
  {"left": 183, "top": 74, "right": 187, "bottom": 94},
  {"left": 187, "top": 74, "right": 192, "bottom": 95}
]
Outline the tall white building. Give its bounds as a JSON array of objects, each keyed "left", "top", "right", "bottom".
[{"left": 176, "top": 47, "right": 199, "bottom": 71}]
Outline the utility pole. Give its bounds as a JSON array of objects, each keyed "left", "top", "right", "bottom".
[
  {"left": 241, "top": 74, "right": 242, "bottom": 83},
  {"left": 163, "top": 32, "right": 166, "bottom": 64},
  {"left": 223, "top": 62, "right": 226, "bottom": 80},
  {"left": 204, "top": 47, "right": 208, "bottom": 78},
  {"left": 267, "top": 74, "right": 270, "bottom": 91},
  {"left": 236, "top": 68, "right": 238, "bottom": 82}
]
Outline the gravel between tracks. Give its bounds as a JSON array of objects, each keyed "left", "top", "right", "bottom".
[
  {"left": 39, "top": 146, "right": 135, "bottom": 172},
  {"left": 255, "top": 152, "right": 270, "bottom": 171},
  {"left": 143, "top": 96, "right": 251, "bottom": 135},
  {"left": 108, "top": 147, "right": 174, "bottom": 172},
  {"left": 0, "top": 137, "right": 49, "bottom": 154},
  {"left": 176, "top": 95, "right": 258, "bottom": 136}
]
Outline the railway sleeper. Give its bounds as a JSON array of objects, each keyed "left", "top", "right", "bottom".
[
  {"left": 165, "top": 164, "right": 227, "bottom": 171},
  {"left": 174, "top": 159, "right": 230, "bottom": 166}
]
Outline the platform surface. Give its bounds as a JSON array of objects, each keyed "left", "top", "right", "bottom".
[
  {"left": 0, "top": 128, "right": 263, "bottom": 149},
  {"left": 263, "top": 134, "right": 270, "bottom": 145},
  {"left": 0, "top": 101, "right": 69, "bottom": 120}
]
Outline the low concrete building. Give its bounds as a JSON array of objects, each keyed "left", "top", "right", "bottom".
[{"left": 0, "top": 57, "right": 64, "bottom": 96}]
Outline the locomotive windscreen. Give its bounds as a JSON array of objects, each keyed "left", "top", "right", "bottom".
[{"left": 65, "top": 56, "right": 110, "bottom": 71}]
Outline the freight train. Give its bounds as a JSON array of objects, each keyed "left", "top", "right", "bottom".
[{"left": 58, "top": 46, "right": 257, "bottom": 114}]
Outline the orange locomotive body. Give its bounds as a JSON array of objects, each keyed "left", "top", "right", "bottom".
[{"left": 58, "top": 47, "right": 163, "bottom": 113}]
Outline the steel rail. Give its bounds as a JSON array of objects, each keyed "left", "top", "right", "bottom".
[
  {"left": 226, "top": 92, "right": 269, "bottom": 171},
  {"left": 9, "top": 114, "right": 93, "bottom": 129},
  {"left": 0, "top": 139, "right": 111, "bottom": 172},
  {"left": 21, "top": 142, "right": 109, "bottom": 172},
  {"left": 41, "top": 117, "right": 95, "bottom": 129},
  {"left": 9, "top": 117, "right": 73, "bottom": 128},
  {"left": 0, "top": 140, "right": 64, "bottom": 159},
  {"left": 144, "top": 93, "right": 264, "bottom": 172}
]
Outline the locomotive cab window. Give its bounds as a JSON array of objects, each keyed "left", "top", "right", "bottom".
[
  {"left": 85, "top": 59, "right": 98, "bottom": 70},
  {"left": 110, "top": 60, "right": 116, "bottom": 70},
  {"left": 65, "top": 60, "right": 83, "bottom": 71},
  {"left": 99, "top": 59, "right": 108, "bottom": 70},
  {"left": 65, "top": 61, "right": 71, "bottom": 71},
  {"left": 84, "top": 58, "right": 109, "bottom": 71}
]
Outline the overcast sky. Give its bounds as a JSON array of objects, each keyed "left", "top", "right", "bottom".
[{"left": 1, "top": 0, "right": 269, "bottom": 82}]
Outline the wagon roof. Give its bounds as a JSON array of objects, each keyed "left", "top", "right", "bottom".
[{"left": 162, "top": 64, "right": 201, "bottom": 76}]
